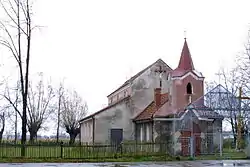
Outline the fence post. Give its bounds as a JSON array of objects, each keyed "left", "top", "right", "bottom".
[
  {"left": 39, "top": 143, "right": 41, "bottom": 158},
  {"left": 190, "top": 136, "right": 193, "bottom": 158},
  {"left": 219, "top": 132, "right": 222, "bottom": 157},
  {"left": 60, "top": 141, "right": 63, "bottom": 158},
  {"left": 120, "top": 143, "right": 123, "bottom": 157}
]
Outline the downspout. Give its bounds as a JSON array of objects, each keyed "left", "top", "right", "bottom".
[
  {"left": 135, "top": 122, "right": 137, "bottom": 143},
  {"left": 151, "top": 120, "right": 154, "bottom": 142},
  {"left": 151, "top": 116, "right": 154, "bottom": 142},
  {"left": 92, "top": 117, "right": 95, "bottom": 144}
]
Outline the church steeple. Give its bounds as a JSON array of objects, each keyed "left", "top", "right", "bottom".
[{"left": 177, "top": 38, "right": 194, "bottom": 71}]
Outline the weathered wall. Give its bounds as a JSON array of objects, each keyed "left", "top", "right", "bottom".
[
  {"left": 80, "top": 119, "right": 93, "bottom": 144},
  {"left": 81, "top": 60, "right": 172, "bottom": 144},
  {"left": 107, "top": 84, "right": 130, "bottom": 105},
  {"left": 171, "top": 73, "right": 204, "bottom": 110},
  {"left": 130, "top": 60, "right": 172, "bottom": 118},
  {"left": 94, "top": 98, "right": 133, "bottom": 144}
]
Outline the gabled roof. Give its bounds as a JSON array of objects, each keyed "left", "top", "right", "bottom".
[
  {"left": 107, "top": 59, "right": 172, "bottom": 97},
  {"left": 79, "top": 96, "right": 131, "bottom": 123},
  {"left": 133, "top": 93, "right": 169, "bottom": 121}
]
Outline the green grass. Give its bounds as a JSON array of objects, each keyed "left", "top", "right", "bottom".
[{"left": 0, "top": 144, "right": 248, "bottom": 163}]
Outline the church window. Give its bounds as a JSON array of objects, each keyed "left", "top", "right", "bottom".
[
  {"left": 146, "top": 124, "right": 150, "bottom": 141},
  {"left": 86, "top": 123, "right": 89, "bottom": 137},
  {"left": 186, "top": 82, "right": 192, "bottom": 94},
  {"left": 140, "top": 126, "right": 144, "bottom": 142},
  {"left": 167, "top": 74, "right": 171, "bottom": 81},
  {"left": 90, "top": 124, "right": 92, "bottom": 137}
]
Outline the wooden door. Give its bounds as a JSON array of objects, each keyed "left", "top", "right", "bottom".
[{"left": 181, "top": 131, "right": 191, "bottom": 156}]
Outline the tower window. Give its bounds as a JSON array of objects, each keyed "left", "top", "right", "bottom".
[{"left": 186, "top": 83, "right": 192, "bottom": 94}]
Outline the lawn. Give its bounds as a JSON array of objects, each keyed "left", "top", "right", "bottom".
[
  {"left": 0, "top": 143, "right": 248, "bottom": 162},
  {"left": 0, "top": 144, "right": 164, "bottom": 159}
]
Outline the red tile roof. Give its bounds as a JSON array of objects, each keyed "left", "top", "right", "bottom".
[
  {"left": 177, "top": 39, "right": 194, "bottom": 71},
  {"left": 133, "top": 93, "right": 169, "bottom": 121},
  {"left": 154, "top": 103, "right": 184, "bottom": 118},
  {"left": 169, "top": 39, "right": 197, "bottom": 78}
]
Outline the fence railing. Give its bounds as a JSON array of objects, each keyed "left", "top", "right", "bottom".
[
  {"left": 0, "top": 133, "right": 248, "bottom": 159},
  {"left": 0, "top": 142, "right": 170, "bottom": 159}
]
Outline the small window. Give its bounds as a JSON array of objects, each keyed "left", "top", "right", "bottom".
[
  {"left": 124, "top": 90, "right": 127, "bottom": 97},
  {"left": 117, "top": 94, "right": 119, "bottom": 100},
  {"left": 167, "top": 74, "right": 171, "bottom": 81},
  {"left": 186, "top": 83, "right": 192, "bottom": 94},
  {"left": 110, "top": 97, "right": 113, "bottom": 103}
]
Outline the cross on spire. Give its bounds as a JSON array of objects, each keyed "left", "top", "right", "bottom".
[
  {"left": 155, "top": 65, "right": 167, "bottom": 88},
  {"left": 215, "top": 71, "right": 223, "bottom": 85},
  {"left": 184, "top": 30, "right": 187, "bottom": 39}
]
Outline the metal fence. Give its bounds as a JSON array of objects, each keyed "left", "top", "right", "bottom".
[
  {"left": 0, "top": 142, "right": 169, "bottom": 159},
  {"left": 0, "top": 133, "right": 248, "bottom": 159},
  {"left": 174, "top": 132, "right": 249, "bottom": 158}
]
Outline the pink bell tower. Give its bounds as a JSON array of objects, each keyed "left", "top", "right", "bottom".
[{"left": 170, "top": 38, "right": 204, "bottom": 110}]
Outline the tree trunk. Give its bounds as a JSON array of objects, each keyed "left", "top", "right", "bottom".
[
  {"left": 0, "top": 128, "right": 4, "bottom": 144},
  {"left": 21, "top": 97, "right": 27, "bottom": 156},
  {"left": 0, "top": 132, "right": 2, "bottom": 144},
  {"left": 230, "top": 117, "right": 236, "bottom": 148},
  {"left": 29, "top": 131, "right": 36, "bottom": 143},
  {"left": 15, "top": 110, "right": 18, "bottom": 144},
  {"left": 69, "top": 133, "right": 77, "bottom": 144},
  {"left": 56, "top": 95, "right": 61, "bottom": 143},
  {"left": 28, "top": 126, "right": 38, "bottom": 143},
  {"left": 0, "top": 118, "right": 5, "bottom": 143}
]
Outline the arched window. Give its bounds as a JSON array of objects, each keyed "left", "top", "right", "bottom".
[{"left": 186, "top": 83, "right": 192, "bottom": 94}]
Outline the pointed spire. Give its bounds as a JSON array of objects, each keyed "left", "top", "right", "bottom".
[{"left": 177, "top": 38, "right": 194, "bottom": 71}]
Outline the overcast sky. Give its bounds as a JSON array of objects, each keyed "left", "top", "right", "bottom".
[{"left": 1, "top": 0, "right": 250, "bottom": 135}]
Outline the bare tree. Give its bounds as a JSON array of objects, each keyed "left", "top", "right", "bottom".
[
  {"left": 236, "top": 28, "right": 250, "bottom": 92},
  {"left": 1, "top": 79, "right": 22, "bottom": 141},
  {"left": 61, "top": 90, "right": 87, "bottom": 144},
  {"left": 55, "top": 81, "right": 64, "bottom": 143},
  {"left": 0, "top": 0, "right": 35, "bottom": 155},
  {"left": 204, "top": 67, "right": 247, "bottom": 149},
  {"left": 0, "top": 84, "right": 17, "bottom": 143},
  {"left": 27, "top": 73, "right": 55, "bottom": 142},
  {"left": 0, "top": 111, "right": 5, "bottom": 143},
  {"left": 220, "top": 67, "right": 248, "bottom": 148}
]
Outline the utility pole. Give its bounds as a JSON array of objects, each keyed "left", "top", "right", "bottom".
[{"left": 237, "top": 87, "right": 250, "bottom": 150}]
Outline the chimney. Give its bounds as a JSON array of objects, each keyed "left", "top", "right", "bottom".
[{"left": 154, "top": 88, "right": 161, "bottom": 108}]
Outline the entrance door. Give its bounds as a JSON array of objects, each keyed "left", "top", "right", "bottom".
[
  {"left": 181, "top": 131, "right": 191, "bottom": 156},
  {"left": 110, "top": 129, "right": 123, "bottom": 145},
  {"left": 181, "top": 122, "right": 201, "bottom": 156}
]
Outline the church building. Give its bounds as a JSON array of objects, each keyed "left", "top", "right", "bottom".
[{"left": 79, "top": 38, "right": 223, "bottom": 155}]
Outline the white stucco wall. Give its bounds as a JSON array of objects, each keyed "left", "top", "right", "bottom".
[
  {"left": 80, "top": 119, "right": 93, "bottom": 144},
  {"left": 80, "top": 59, "right": 172, "bottom": 144},
  {"left": 130, "top": 60, "right": 172, "bottom": 117},
  {"left": 94, "top": 99, "right": 133, "bottom": 143}
]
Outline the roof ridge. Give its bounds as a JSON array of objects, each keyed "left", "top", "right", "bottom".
[{"left": 107, "top": 59, "right": 172, "bottom": 97}]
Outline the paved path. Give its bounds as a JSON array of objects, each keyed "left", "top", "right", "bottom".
[{"left": 1, "top": 160, "right": 250, "bottom": 167}]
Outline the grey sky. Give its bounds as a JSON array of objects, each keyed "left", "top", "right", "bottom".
[{"left": 1, "top": 0, "right": 250, "bottom": 129}]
